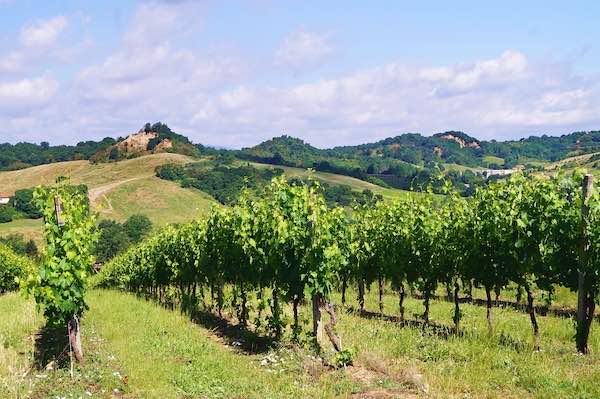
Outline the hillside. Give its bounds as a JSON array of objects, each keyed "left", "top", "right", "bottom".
[
  {"left": 0, "top": 122, "right": 198, "bottom": 171},
  {"left": 248, "top": 162, "right": 418, "bottom": 201},
  {"left": 241, "top": 130, "right": 600, "bottom": 170},
  {"left": 545, "top": 151, "right": 600, "bottom": 175},
  {"left": 236, "top": 130, "right": 600, "bottom": 194},
  {"left": 0, "top": 151, "right": 415, "bottom": 245},
  {"left": 0, "top": 153, "right": 217, "bottom": 244},
  {"left": 3, "top": 126, "right": 600, "bottom": 200}
]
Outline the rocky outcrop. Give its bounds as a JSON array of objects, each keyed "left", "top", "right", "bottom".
[
  {"left": 116, "top": 131, "right": 158, "bottom": 155},
  {"left": 438, "top": 134, "right": 481, "bottom": 149}
]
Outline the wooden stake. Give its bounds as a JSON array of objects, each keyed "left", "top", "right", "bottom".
[
  {"left": 54, "top": 196, "right": 65, "bottom": 227},
  {"left": 577, "top": 174, "right": 594, "bottom": 354},
  {"left": 68, "top": 315, "right": 84, "bottom": 363}
]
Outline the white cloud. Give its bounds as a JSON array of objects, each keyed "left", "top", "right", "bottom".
[
  {"left": 275, "top": 30, "right": 333, "bottom": 69},
  {"left": 1, "top": 0, "right": 599, "bottom": 150},
  {"left": 75, "top": 1, "right": 243, "bottom": 112},
  {"left": 20, "top": 16, "right": 67, "bottom": 47},
  {"left": 0, "top": 51, "right": 25, "bottom": 73},
  {"left": 0, "top": 15, "right": 73, "bottom": 74},
  {"left": 0, "top": 76, "right": 59, "bottom": 113},
  {"left": 176, "top": 50, "right": 600, "bottom": 147}
]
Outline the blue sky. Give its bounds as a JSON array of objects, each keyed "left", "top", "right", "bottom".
[{"left": 1, "top": 0, "right": 599, "bottom": 148}]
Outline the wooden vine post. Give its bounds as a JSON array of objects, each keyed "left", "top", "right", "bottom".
[
  {"left": 576, "top": 174, "right": 594, "bottom": 354},
  {"left": 312, "top": 294, "right": 342, "bottom": 352},
  {"left": 55, "top": 196, "right": 84, "bottom": 364}
]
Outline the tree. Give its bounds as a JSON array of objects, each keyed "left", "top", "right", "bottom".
[
  {"left": 109, "top": 147, "right": 120, "bottom": 161},
  {"left": 123, "top": 214, "right": 152, "bottom": 243},
  {"left": 0, "top": 205, "right": 13, "bottom": 223},
  {"left": 12, "top": 188, "right": 42, "bottom": 218},
  {"left": 95, "top": 220, "right": 131, "bottom": 263}
]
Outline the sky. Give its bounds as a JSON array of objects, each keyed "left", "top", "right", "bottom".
[{"left": 1, "top": 0, "right": 600, "bottom": 148}]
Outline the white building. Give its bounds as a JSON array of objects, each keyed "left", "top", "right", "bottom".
[
  {"left": 474, "top": 169, "right": 516, "bottom": 179},
  {"left": 0, "top": 193, "right": 11, "bottom": 205}
]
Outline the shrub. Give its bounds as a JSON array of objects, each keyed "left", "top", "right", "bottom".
[
  {"left": 0, "top": 205, "right": 13, "bottom": 223},
  {"left": 0, "top": 243, "right": 33, "bottom": 293}
]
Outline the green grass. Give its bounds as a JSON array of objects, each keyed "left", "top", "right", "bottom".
[
  {"left": 331, "top": 285, "right": 600, "bottom": 398},
  {"left": 0, "top": 292, "right": 42, "bottom": 397},
  {"left": 0, "top": 291, "right": 368, "bottom": 398},
  {"left": 483, "top": 156, "right": 505, "bottom": 166},
  {"left": 545, "top": 152, "right": 599, "bottom": 172},
  {"left": 0, "top": 292, "right": 132, "bottom": 398},
  {"left": 95, "top": 176, "right": 217, "bottom": 225},
  {"left": 85, "top": 291, "right": 359, "bottom": 398},
  {"left": 248, "top": 161, "right": 420, "bottom": 201},
  {"left": 0, "top": 218, "right": 43, "bottom": 247},
  {"left": 3, "top": 284, "right": 599, "bottom": 398},
  {"left": 442, "top": 163, "right": 472, "bottom": 172},
  {"left": 0, "top": 154, "right": 216, "bottom": 244}
]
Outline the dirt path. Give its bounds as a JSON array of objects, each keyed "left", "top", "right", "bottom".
[{"left": 88, "top": 176, "right": 146, "bottom": 203}]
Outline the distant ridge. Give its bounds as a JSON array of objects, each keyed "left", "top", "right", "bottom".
[{"left": 1, "top": 125, "right": 600, "bottom": 176}]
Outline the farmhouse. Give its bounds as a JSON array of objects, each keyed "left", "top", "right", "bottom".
[
  {"left": 474, "top": 169, "right": 516, "bottom": 179},
  {"left": 0, "top": 193, "right": 11, "bottom": 205}
]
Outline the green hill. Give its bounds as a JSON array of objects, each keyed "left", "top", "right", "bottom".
[
  {"left": 0, "top": 151, "right": 414, "bottom": 246},
  {"left": 0, "top": 153, "right": 218, "bottom": 245},
  {"left": 0, "top": 122, "right": 198, "bottom": 171}
]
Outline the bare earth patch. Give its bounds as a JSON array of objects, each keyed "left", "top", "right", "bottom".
[
  {"left": 350, "top": 388, "right": 418, "bottom": 398},
  {"left": 347, "top": 351, "right": 427, "bottom": 398}
]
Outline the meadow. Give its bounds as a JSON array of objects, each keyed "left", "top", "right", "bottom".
[{"left": 1, "top": 284, "right": 598, "bottom": 398}]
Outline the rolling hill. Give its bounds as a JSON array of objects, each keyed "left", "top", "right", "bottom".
[
  {"left": 2, "top": 125, "right": 600, "bottom": 244},
  {"left": 238, "top": 130, "right": 600, "bottom": 171},
  {"left": 0, "top": 153, "right": 218, "bottom": 244},
  {"left": 0, "top": 152, "right": 414, "bottom": 245}
]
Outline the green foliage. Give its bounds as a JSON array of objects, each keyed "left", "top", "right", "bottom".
[
  {"left": 156, "top": 163, "right": 284, "bottom": 204},
  {"left": 93, "top": 215, "right": 152, "bottom": 263},
  {"left": 155, "top": 163, "right": 186, "bottom": 180},
  {"left": 123, "top": 214, "right": 152, "bottom": 243},
  {"left": 11, "top": 188, "right": 42, "bottom": 218},
  {"left": 0, "top": 243, "right": 33, "bottom": 293},
  {"left": 0, "top": 233, "right": 38, "bottom": 258},
  {"left": 99, "top": 175, "right": 348, "bottom": 339},
  {"left": 94, "top": 220, "right": 131, "bottom": 263},
  {"left": 21, "top": 185, "right": 98, "bottom": 325},
  {"left": 157, "top": 162, "right": 381, "bottom": 208},
  {"left": 0, "top": 138, "right": 116, "bottom": 171},
  {"left": 0, "top": 205, "right": 14, "bottom": 223},
  {"left": 333, "top": 348, "right": 356, "bottom": 368},
  {"left": 100, "top": 170, "right": 599, "bottom": 351}
]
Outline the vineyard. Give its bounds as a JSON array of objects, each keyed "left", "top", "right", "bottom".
[
  {"left": 98, "top": 171, "right": 600, "bottom": 355},
  {"left": 2, "top": 170, "right": 600, "bottom": 397}
]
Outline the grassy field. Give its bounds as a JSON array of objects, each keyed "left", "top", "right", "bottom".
[
  {"left": 2, "top": 283, "right": 599, "bottom": 398},
  {"left": 0, "top": 291, "right": 376, "bottom": 399},
  {"left": 94, "top": 176, "right": 216, "bottom": 224},
  {"left": 0, "top": 218, "right": 43, "bottom": 247},
  {"left": 249, "top": 162, "right": 419, "bottom": 201},
  {"left": 483, "top": 156, "right": 505, "bottom": 166},
  {"left": 0, "top": 153, "right": 194, "bottom": 193},
  {"left": 544, "top": 152, "right": 599, "bottom": 173},
  {"left": 0, "top": 154, "right": 217, "bottom": 243}
]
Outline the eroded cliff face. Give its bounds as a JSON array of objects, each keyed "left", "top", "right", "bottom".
[
  {"left": 438, "top": 133, "right": 481, "bottom": 149},
  {"left": 116, "top": 131, "right": 158, "bottom": 155}
]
